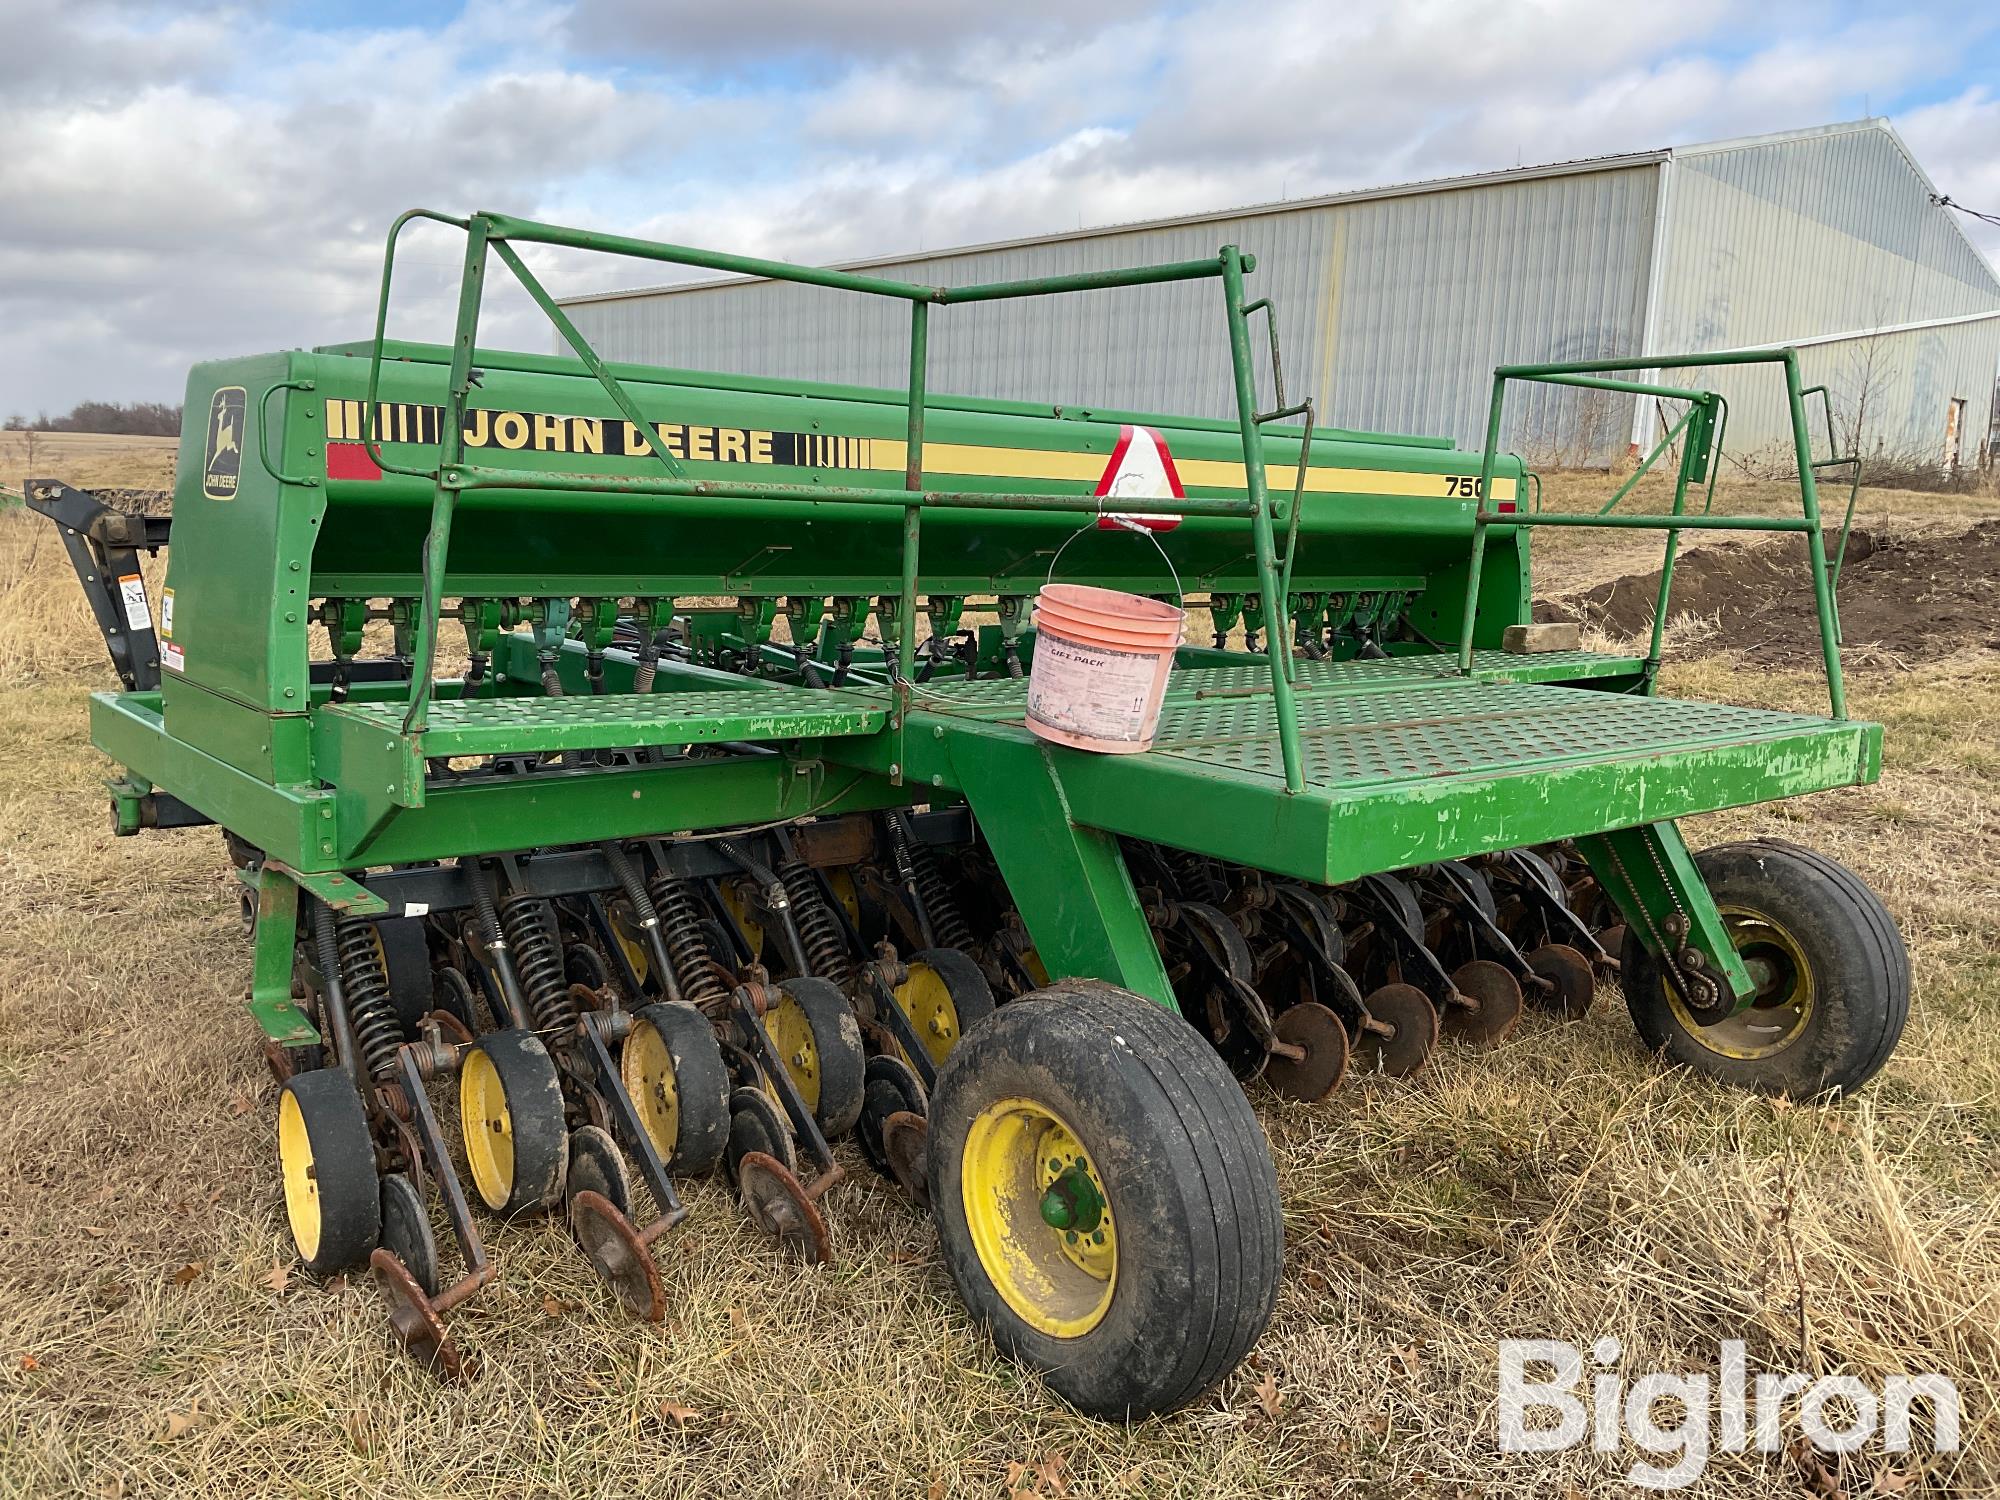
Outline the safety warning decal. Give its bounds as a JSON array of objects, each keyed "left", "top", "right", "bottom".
[
  {"left": 161, "top": 643, "right": 186, "bottom": 673},
  {"left": 1094, "top": 425, "right": 1183, "bottom": 532},
  {"left": 117, "top": 575, "right": 151, "bottom": 632},
  {"left": 160, "top": 588, "right": 175, "bottom": 639}
]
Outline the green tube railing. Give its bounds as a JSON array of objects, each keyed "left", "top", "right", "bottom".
[
  {"left": 366, "top": 211, "right": 1306, "bottom": 783},
  {"left": 1459, "top": 349, "right": 1846, "bottom": 720}
]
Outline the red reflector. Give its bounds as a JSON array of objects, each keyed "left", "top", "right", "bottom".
[
  {"left": 326, "top": 442, "right": 382, "bottom": 481},
  {"left": 1497, "top": 500, "right": 1518, "bottom": 514}
]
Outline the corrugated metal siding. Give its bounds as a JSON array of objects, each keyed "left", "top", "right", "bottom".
[
  {"left": 1653, "top": 124, "right": 2000, "bottom": 455},
  {"left": 563, "top": 167, "right": 1660, "bottom": 461}
]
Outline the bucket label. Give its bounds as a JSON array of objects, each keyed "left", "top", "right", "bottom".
[{"left": 1026, "top": 634, "right": 1163, "bottom": 743}]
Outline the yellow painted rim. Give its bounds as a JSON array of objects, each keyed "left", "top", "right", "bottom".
[
  {"left": 620, "top": 1015, "right": 681, "bottom": 1160},
  {"left": 277, "top": 1089, "right": 322, "bottom": 1262},
  {"left": 765, "top": 990, "right": 821, "bottom": 1112},
  {"left": 961, "top": 1097, "right": 1117, "bottom": 1339},
  {"left": 608, "top": 899, "right": 650, "bottom": 987},
  {"left": 826, "top": 869, "right": 862, "bottom": 930},
  {"left": 719, "top": 880, "right": 764, "bottom": 959},
  {"left": 1668, "top": 904, "right": 1816, "bottom": 1060},
  {"left": 1020, "top": 946, "right": 1050, "bottom": 988},
  {"left": 892, "top": 961, "right": 962, "bottom": 1072},
  {"left": 459, "top": 1047, "right": 516, "bottom": 1210}
]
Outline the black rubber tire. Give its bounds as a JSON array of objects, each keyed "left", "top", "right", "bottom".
[
  {"left": 278, "top": 1068, "right": 380, "bottom": 1275},
  {"left": 460, "top": 1028, "right": 569, "bottom": 1216},
  {"left": 1621, "top": 839, "right": 1909, "bottom": 1098},
  {"left": 376, "top": 918, "right": 436, "bottom": 1035},
  {"left": 623, "top": 1002, "right": 731, "bottom": 1175},
  {"left": 928, "top": 980, "right": 1284, "bottom": 1420},
  {"left": 775, "top": 977, "right": 866, "bottom": 1138},
  {"left": 379, "top": 1173, "right": 441, "bottom": 1298}
]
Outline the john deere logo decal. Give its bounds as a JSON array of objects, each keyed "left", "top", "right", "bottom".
[{"left": 202, "top": 386, "right": 246, "bottom": 500}]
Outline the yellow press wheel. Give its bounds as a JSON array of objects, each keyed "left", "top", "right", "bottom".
[
  {"left": 891, "top": 948, "right": 995, "bottom": 1072},
  {"left": 277, "top": 1069, "right": 380, "bottom": 1274},
  {"left": 763, "top": 977, "right": 865, "bottom": 1136},
  {"left": 1620, "top": 839, "right": 1908, "bottom": 1098},
  {"left": 929, "top": 980, "right": 1282, "bottom": 1420},
  {"left": 619, "top": 1001, "right": 729, "bottom": 1174},
  {"left": 459, "top": 1029, "right": 569, "bottom": 1216}
]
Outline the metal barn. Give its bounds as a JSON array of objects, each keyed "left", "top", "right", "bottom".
[{"left": 560, "top": 120, "right": 2000, "bottom": 471}]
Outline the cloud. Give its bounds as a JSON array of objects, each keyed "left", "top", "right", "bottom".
[{"left": 0, "top": 0, "right": 1991, "bottom": 419}]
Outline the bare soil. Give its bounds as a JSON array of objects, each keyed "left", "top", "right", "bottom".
[{"left": 1541, "top": 521, "right": 2000, "bottom": 667}]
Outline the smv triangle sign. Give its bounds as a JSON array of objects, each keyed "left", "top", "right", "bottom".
[{"left": 1094, "top": 425, "right": 1183, "bottom": 531}]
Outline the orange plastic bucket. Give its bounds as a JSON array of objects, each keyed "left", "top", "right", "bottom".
[{"left": 1026, "top": 584, "right": 1183, "bottom": 753}]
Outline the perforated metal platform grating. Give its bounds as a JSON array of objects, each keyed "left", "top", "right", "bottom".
[
  {"left": 326, "top": 685, "right": 886, "bottom": 755},
  {"left": 1144, "top": 681, "right": 1839, "bottom": 789}
]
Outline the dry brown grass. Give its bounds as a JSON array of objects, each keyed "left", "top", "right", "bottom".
[
  {"left": 1, "top": 448, "right": 1997, "bottom": 1497},
  {"left": 0, "top": 432, "right": 176, "bottom": 498}
]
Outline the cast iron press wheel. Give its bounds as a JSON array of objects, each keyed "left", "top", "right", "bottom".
[
  {"left": 1620, "top": 839, "right": 1908, "bottom": 1098},
  {"left": 277, "top": 1069, "right": 381, "bottom": 1274},
  {"left": 726, "top": 1085, "right": 798, "bottom": 1180},
  {"left": 765, "top": 977, "right": 867, "bottom": 1137},
  {"left": 620, "top": 1001, "right": 731, "bottom": 1174},
  {"left": 458, "top": 1029, "right": 569, "bottom": 1216},
  {"left": 858, "top": 1054, "right": 927, "bottom": 1179},
  {"left": 928, "top": 980, "right": 1283, "bottom": 1420},
  {"left": 891, "top": 948, "right": 996, "bottom": 1072}
]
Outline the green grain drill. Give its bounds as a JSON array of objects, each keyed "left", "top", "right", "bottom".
[{"left": 28, "top": 210, "right": 1905, "bottom": 1418}]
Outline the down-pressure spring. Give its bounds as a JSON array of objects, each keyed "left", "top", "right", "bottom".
[
  {"left": 334, "top": 915, "right": 405, "bottom": 1081},
  {"left": 499, "top": 892, "right": 579, "bottom": 1034},
  {"left": 647, "top": 872, "right": 729, "bottom": 1007},
  {"left": 886, "top": 813, "right": 975, "bottom": 953},
  {"left": 780, "top": 858, "right": 851, "bottom": 986}
]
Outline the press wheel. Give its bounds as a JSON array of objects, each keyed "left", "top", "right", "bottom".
[
  {"left": 277, "top": 1069, "right": 380, "bottom": 1275},
  {"left": 765, "top": 977, "right": 865, "bottom": 1137},
  {"left": 570, "top": 1189, "right": 666, "bottom": 1322},
  {"left": 378, "top": 1173, "right": 440, "bottom": 1299},
  {"left": 726, "top": 1085, "right": 797, "bottom": 1181},
  {"left": 620, "top": 1001, "right": 730, "bottom": 1174},
  {"left": 737, "top": 1150, "right": 832, "bottom": 1263},
  {"left": 458, "top": 1029, "right": 568, "bottom": 1216},
  {"left": 371, "top": 1247, "right": 468, "bottom": 1380},
  {"left": 858, "top": 1053, "right": 926, "bottom": 1180},
  {"left": 891, "top": 948, "right": 995, "bottom": 1072}
]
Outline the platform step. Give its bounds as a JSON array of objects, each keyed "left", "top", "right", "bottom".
[{"left": 323, "top": 685, "right": 886, "bottom": 757}]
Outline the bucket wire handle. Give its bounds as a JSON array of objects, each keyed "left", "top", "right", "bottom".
[{"left": 1043, "top": 503, "right": 1185, "bottom": 616}]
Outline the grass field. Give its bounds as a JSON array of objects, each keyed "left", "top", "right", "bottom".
[{"left": 0, "top": 442, "right": 1997, "bottom": 1497}]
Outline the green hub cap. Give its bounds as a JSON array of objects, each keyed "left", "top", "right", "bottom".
[{"left": 1039, "top": 1163, "right": 1105, "bottom": 1233}]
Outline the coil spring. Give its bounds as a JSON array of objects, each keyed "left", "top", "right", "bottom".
[
  {"left": 780, "top": 859, "right": 851, "bottom": 984},
  {"left": 1171, "top": 848, "right": 1230, "bottom": 908},
  {"left": 499, "top": 891, "right": 578, "bottom": 1033},
  {"left": 647, "top": 872, "right": 728, "bottom": 1007},
  {"left": 910, "top": 841, "right": 975, "bottom": 953},
  {"left": 335, "top": 916, "right": 405, "bottom": 1081}
]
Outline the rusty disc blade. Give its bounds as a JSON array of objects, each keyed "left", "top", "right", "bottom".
[
  {"left": 1351, "top": 983, "right": 1438, "bottom": 1078},
  {"left": 370, "top": 1248, "right": 469, "bottom": 1380},
  {"left": 1263, "top": 1001, "right": 1350, "bottom": 1102},
  {"left": 736, "top": 1150, "right": 832, "bottom": 1264},
  {"left": 260, "top": 1038, "right": 296, "bottom": 1087},
  {"left": 570, "top": 1189, "right": 666, "bottom": 1322},
  {"left": 1442, "top": 960, "right": 1524, "bottom": 1047},
  {"left": 1526, "top": 942, "right": 1597, "bottom": 1019},
  {"left": 881, "top": 1110, "right": 931, "bottom": 1208}
]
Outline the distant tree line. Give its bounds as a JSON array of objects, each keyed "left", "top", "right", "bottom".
[{"left": 4, "top": 401, "right": 183, "bottom": 437}]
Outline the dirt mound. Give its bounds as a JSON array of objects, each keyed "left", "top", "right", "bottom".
[{"left": 1538, "top": 521, "right": 2000, "bottom": 664}]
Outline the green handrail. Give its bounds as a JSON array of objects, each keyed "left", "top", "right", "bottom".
[
  {"left": 367, "top": 210, "right": 1298, "bottom": 773},
  {"left": 1460, "top": 349, "right": 1846, "bottom": 719}
]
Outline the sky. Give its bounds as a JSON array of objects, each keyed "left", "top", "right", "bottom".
[{"left": 1, "top": 0, "right": 1996, "bottom": 418}]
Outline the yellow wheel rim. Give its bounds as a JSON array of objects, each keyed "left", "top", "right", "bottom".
[
  {"left": 826, "top": 869, "right": 862, "bottom": 929},
  {"left": 961, "top": 1097, "right": 1117, "bottom": 1339},
  {"left": 892, "top": 962, "right": 962, "bottom": 1072},
  {"left": 719, "top": 880, "right": 764, "bottom": 960},
  {"left": 765, "top": 991, "right": 821, "bottom": 1112},
  {"left": 620, "top": 1016, "right": 680, "bottom": 1160},
  {"left": 1667, "top": 904, "right": 1816, "bottom": 1061},
  {"left": 608, "top": 899, "right": 650, "bottom": 987},
  {"left": 1021, "top": 946, "right": 1050, "bottom": 988},
  {"left": 277, "top": 1090, "right": 322, "bottom": 1262},
  {"left": 460, "top": 1047, "right": 516, "bottom": 1210}
]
